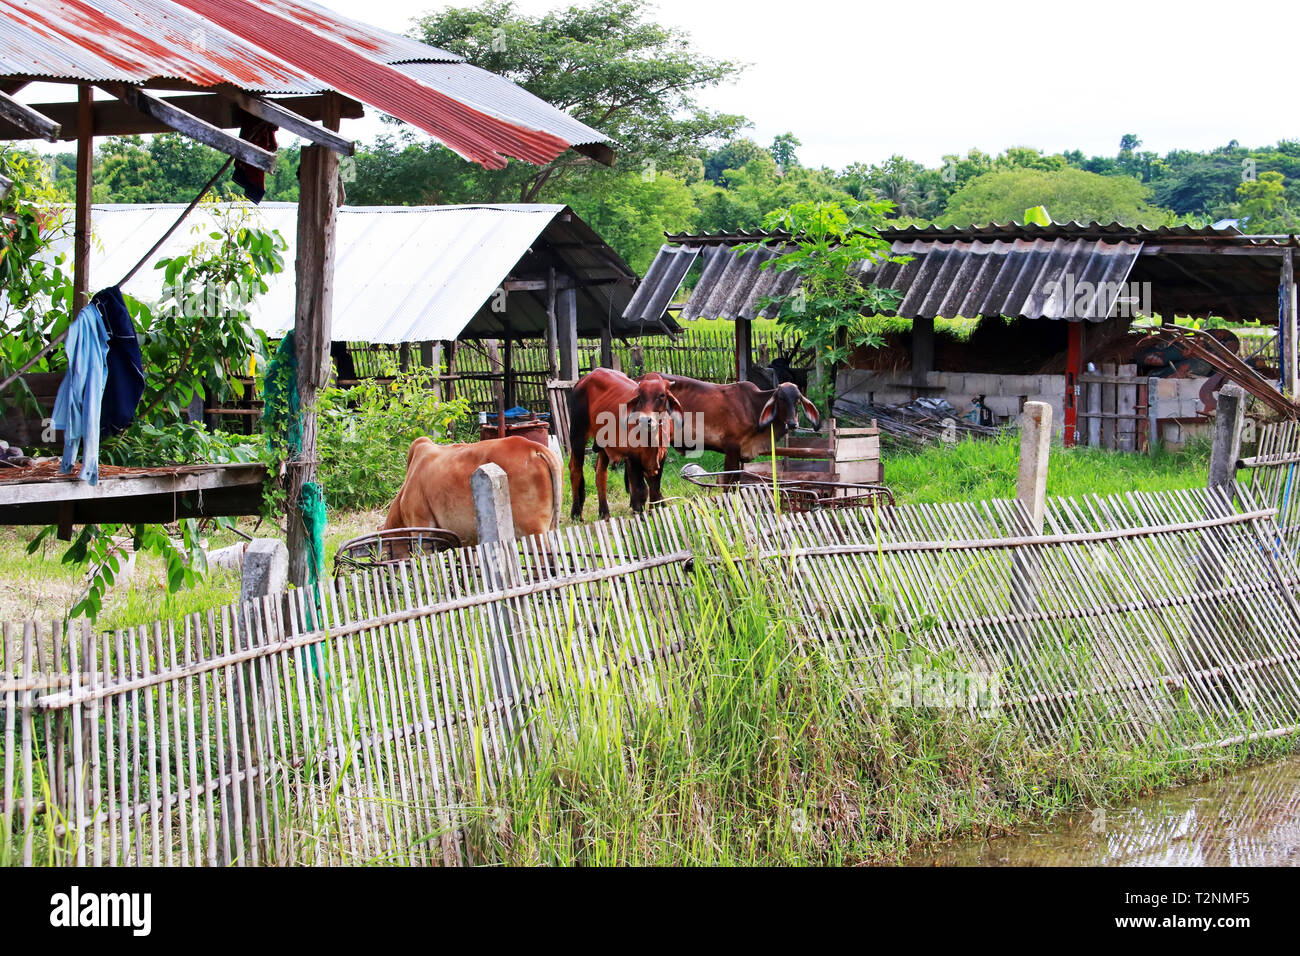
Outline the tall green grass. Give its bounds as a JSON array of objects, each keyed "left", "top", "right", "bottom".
[{"left": 456, "top": 519, "right": 1257, "bottom": 866}]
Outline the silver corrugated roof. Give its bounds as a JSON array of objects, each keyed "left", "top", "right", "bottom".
[
  {"left": 47, "top": 202, "right": 664, "bottom": 343},
  {"left": 625, "top": 237, "right": 1144, "bottom": 324}
]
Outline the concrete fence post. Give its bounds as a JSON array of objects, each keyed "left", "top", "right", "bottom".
[
  {"left": 471, "top": 463, "right": 519, "bottom": 708},
  {"left": 1208, "top": 382, "right": 1246, "bottom": 495},
  {"left": 1010, "top": 402, "right": 1052, "bottom": 638},
  {"left": 1016, "top": 401, "right": 1053, "bottom": 534}
]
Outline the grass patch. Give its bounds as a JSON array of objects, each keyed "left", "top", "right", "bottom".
[{"left": 459, "top": 532, "right": 1276, "bottom": 866}]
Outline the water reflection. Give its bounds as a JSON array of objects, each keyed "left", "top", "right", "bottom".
[{"left": 909, "top": 756, "right": 1300, "bottom": 866}]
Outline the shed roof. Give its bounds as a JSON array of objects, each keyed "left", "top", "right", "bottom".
[
  {"left": 0, "top": 0, "right": 612, "bottom": 168},
  {"left": 631, "top": 221, "right": 1300, "bottom": 325},
  {"left": 56, "top": 202, "right": 671, "bottom": 343}
]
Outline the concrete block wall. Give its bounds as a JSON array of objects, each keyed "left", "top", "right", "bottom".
[
  {"left": 838, "top": 368, "right": 1213, "bottom": 444},
  {"left": 838, "top": 369, "right": 1067, "bottom": 434}
]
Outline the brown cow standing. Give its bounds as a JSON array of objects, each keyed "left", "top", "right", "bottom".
[
  {"left": 382, "top": 436, "right": 562, "bottom": 545},
  {"left": 568, "top": 367, "right": 681, "bottom": 520},
  {"left": 639, "top": 373, "right": 820, "bottom": 474}
]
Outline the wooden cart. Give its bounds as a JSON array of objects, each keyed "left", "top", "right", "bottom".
[{"left": 742, "top": 418, "right": 882, "bottom": 484}]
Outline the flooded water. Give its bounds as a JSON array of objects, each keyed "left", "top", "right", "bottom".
[{"left": 909, "top": 756, "right": 1300, "bottom": 866}]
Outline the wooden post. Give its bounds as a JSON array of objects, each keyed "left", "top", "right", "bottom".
[
  {"left": 1283, "top": 249, "right": 1298, "bottom": 397},
  {"left": 557, "top": 286, "right": 579, "bottom": 381},
  {"left": 735, "top": 317, "right": 753, "bottom": 384},
  {"left": 1208, "top": 382, "right": 1246, "bottom": 493},
  {"left": 1063, "top": 322, "right": 1082, "bottom": 447},
  {"left": 73, "top": 85, "right": 93, "bottom": 313},
  {"left": 911, "top": 316, "right": 935, "bottom": 382},
  {"left": 398, "top": 342, "right": 411, "bottom": 373},
  {"left": 1147, "top": 375, "right": 1160, "bottom": 455},
  {"left": 545, "top": 267, "right": 559, "bottom": 378},
  {"left": 503, "top": 334, "right": 518, "bottom": 410},
  {"left": 286, "top": 144, "right": 340, "bottom": 590},
  {"left": 1086, "top": 376, "right": 1102, "bottom": 448},
  {"left": 599, "top": 324, "right": 613, "bottom": 369},
  {"left": 443, "top": 340, "right": 457, "bottom": 405}
]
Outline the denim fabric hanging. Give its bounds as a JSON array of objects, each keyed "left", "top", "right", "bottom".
[{"left": 51, "top": 301, "right": 109, "bottom": 485}]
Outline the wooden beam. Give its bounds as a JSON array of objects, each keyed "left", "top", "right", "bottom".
[
  {"left": 0, "top": 93, "right": 359, "bottom": 141},
  {"left": 220, "top": 88, "right": 354, "bottom": 155},
  {"left": 96, "top": 83, "right": 276, "bottom": 171},
  {"left": 287, "top": 144, "right": 339, "bottom": 589},
  {"left": 0, "top": 90, "right": 60, "bottom": 141},
  {"left": 73, "top": 85, "right": 92, "bottom": 314},
  {"left": 1141, "top": 244, "right": 1296, "bottom": 257}
]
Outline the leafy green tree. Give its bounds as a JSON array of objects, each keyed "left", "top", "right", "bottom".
[
  {"left": 406, "top": 0, "right": 746, "bottom": 203},
  {"left": 562, "top": 170, "right": 698, "bottom": 273},
  {"left": 1234, "top": 171, "right": 1298, "bottom": 233},
  {"left": 768, "top": 132, "right": 801, "bottom": 173},
  {"left": 691, "top": 153, "right": 853, "bottom": 233},
  {"left": 938, "top": 167, "right": 1171, "bottom": 226},
  {"left": 741, "top": 199, "right": 902, "bottom": 410},
  {"left": 701, "top": 137, "right": 765, "bottom": 184}
]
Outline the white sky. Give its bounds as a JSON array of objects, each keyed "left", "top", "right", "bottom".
[{"left": 16, "top": 0, "right": 1300, "bottom": 170}]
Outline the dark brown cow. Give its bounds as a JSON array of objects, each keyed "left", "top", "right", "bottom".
[
  {"left": 568, "top": 367, "right": 682, "bottom": 520},
  {"left": 639, "top": 373, "right": 821, "bottom": 473},
  {"left": 382, "top": 436, "right": 562, "bottom": 545}
]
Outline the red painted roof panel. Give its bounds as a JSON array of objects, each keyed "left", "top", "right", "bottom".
[{"left": 0, "top": 0, "right": 606, "bottom": 169}]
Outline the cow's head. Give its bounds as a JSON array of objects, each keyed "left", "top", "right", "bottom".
[
  {"left": 625, "top": 377, "right": 682, "bottom": 472},
  {"left": 758, "top": 382, "right": 820, "bottom": 433}
]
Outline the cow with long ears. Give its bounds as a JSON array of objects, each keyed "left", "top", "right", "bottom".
[
  {"left": 568, "top": 368, "right": 682, "bottom": 520},
  {"left": 638, "top": 373, "right": 821, "bottom": 473}
]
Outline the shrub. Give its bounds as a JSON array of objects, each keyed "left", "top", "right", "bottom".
[{"left": 316, "top": 370, "right": 470, "bottom": 511}]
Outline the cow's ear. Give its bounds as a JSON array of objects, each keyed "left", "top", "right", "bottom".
[
  {"left": 758, "top": 396, "right": 777, "bottom": 429},
  {"left": 800, "top": 395, "right": 822, "bottom": 429}
]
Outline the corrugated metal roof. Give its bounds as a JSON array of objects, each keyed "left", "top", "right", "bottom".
[
  {"left": 625, "top": 237, "right": 1144, "bottom": 324},
  {"left": 46, "top": 202, "right": 663, "bottom": 343},
  {"left": 0, "top": 0, "right": 612, "bottom": 169},
  {"left": 399, "top": 62, "right": 610, "bottom": 150},
  {"left": 663, "top": 220, "right": 1300, "bottom": 246}
]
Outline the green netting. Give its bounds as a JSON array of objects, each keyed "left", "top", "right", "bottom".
[{"left": 261, "top": 330, "right": 301, "bottom": 456}]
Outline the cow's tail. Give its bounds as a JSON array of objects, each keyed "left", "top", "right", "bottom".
[{"left": 539, "top": 446, "right": 563, "bottom": 532}]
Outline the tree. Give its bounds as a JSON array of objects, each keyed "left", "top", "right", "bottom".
[
  {"left": 769, "top": 132, "right": 801, "bottom": 173},
  {"left": 938, "top": 167, "right": 1170, "bottom": 226},
  {"left": 690, "top": 153, "right": 854, "bottom": 233},
  {"left": 1234, "top": 171, "right": 1298, "bottom": 233},
  {"left": 741, "top": 199, "right": 902, "bottom": 410},
  {"left": 701, "top": 137, "right": 765, "bottom": 184},
  {"left": 408, "top": 0, "right": 747, "bottom": 203},
  {"left": 562, "top": 169, "right": 698, "bottom": 273}
]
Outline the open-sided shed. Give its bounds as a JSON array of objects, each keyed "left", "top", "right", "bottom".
[
  {"left": 627, "top": 221, "right": 1300, "bottom": 445},
  {"left": 0, "top": 0, "right": 615, "bottom": 584}
]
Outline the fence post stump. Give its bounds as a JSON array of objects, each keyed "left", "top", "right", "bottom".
[
  {"left": 472, "top": 464, "right": 520, "bottom": 713},
  {"left": 1016, "top": 401, "right": 1052, "bottom": 534},
  {"left": 1010, "top": 402, "right": 1052, "bottom": 637},
  {"left": 1208, "top": 382, "right": 1246, "bottom": 495}
]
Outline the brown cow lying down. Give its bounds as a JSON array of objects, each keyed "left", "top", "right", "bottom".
[{"left": 382, "top": 436, "right": 562, "bottom": 546}]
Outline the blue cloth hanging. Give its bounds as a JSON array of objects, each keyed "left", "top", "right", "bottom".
[
  {"left": 95, "top": 286, "right": 146, "bottom": 437},
  {"left": 51, "top": 302, "right": 109, "bottom": 485}
]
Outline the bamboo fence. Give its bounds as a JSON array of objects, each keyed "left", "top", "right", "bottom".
[
  {"left": 4, "top": 481, "right": 1300, "bottom": 865},
  {"left": 1244, "top": 419, "right": 1300, "bottom": 558}
]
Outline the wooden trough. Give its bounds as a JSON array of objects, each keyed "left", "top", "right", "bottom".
[{"left": 742, "top": 418, "right": 882, "bottom": 484}]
